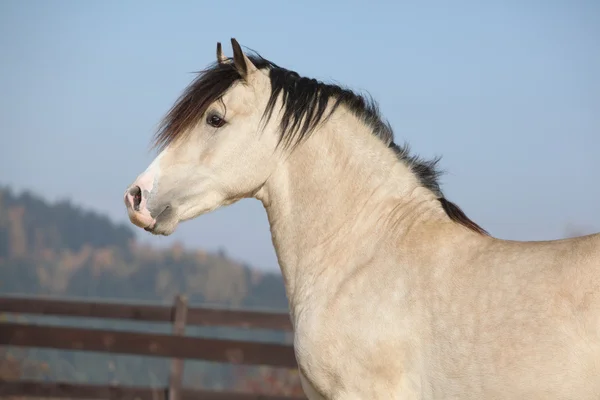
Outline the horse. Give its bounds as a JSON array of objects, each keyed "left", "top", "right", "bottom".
[{"left": 123, "top": 39, "right": 600, "bottom": 399}]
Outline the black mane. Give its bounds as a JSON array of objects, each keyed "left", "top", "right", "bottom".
[{"left": 153, "top": 51, "right": 488, "bottom": 236}]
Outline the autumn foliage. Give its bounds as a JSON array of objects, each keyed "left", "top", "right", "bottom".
[{"left": 231, "top": 365, "right": 305, "bottom": 397}]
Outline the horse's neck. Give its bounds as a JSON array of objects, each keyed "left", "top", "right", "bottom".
[{"left": 257, "top": 111, "right": 449, "bottom": 314}]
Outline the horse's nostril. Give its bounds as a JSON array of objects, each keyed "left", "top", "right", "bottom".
[{"left": 129, "top": 186, "right": 143, "bottom": 211}]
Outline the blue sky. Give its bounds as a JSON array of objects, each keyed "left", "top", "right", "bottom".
[{"left": 1, "top": 0, "right": 598, "bottom": 271}]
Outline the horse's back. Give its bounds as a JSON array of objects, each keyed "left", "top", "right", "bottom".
[{"left": 435, "top": 232, "right": 600, "bottom": 399}]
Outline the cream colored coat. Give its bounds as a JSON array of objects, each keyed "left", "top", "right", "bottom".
[{"left": 124, "top": 39, "right": 600, "bottom": 399}]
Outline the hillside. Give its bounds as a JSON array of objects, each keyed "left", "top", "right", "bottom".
[
  {"left": 0, "top": 185, "right": 288, "bottom": 308},
  {"left": 0, "top": 185, "right": 294, "bottom": 391}
]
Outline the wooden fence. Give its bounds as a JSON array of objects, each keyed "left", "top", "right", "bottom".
[{"left": 0, "top": 295, "right": 305, "bottom": 400}]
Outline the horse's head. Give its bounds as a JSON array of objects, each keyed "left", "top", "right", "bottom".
[{"left": 124, "top": 39, "right": 282, "bottom": 235}]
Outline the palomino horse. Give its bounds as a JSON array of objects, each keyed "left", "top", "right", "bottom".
[{"left": 124, "top": 39, "right": 600, "bottom": 399}]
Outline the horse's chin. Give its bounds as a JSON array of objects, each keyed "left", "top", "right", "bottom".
[{"left": 145, "top": 221, "right": 177, "bottom": 236}]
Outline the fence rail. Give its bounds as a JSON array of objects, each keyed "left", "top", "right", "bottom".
[
  {"left": 0, "top": 295, "right": 294, "bottom": 331},
  {"left": 0, "top": 294, "right": 303, "bottom": 400},
  {"left": 0, "top": 381, "right": 299, "bottom": 400},
  {"left": 0, "top": 321, "right": 297, "bottom": 367}
]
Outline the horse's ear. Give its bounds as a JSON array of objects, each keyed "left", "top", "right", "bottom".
[
  {"left": 216, "top": 42, "right": 228, "bottom": 64},
  {"left": 231, "top": 38, "right": 258, "bottom": 79}
]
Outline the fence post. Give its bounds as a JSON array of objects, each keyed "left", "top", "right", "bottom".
[{"left": 168, "top": 294, "right": 188, "bottom": 400}]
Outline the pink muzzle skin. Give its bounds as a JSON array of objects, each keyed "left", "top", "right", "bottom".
[{"left": 124, "top": 190, "right": 156, "bottom": 229}]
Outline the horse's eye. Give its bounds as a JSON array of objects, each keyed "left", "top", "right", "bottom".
[{"left": 207, "top": 114, "right": 226, "bottom": 128}]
